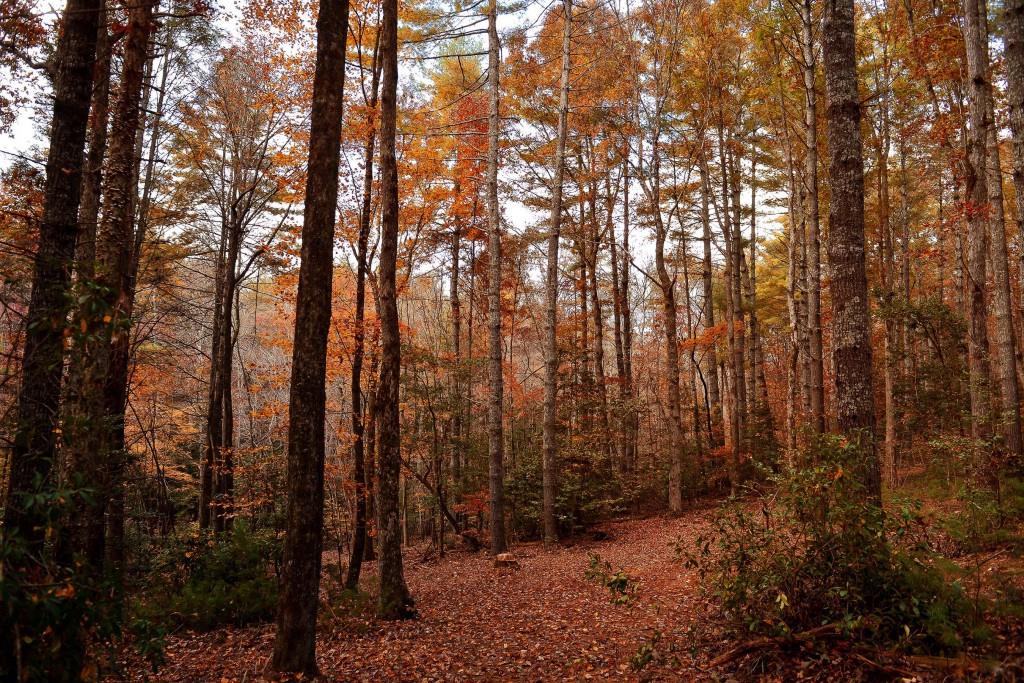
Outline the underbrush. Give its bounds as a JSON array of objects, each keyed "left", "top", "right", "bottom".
[
  {"left": 133, "top": 521, "right": 282, "bottom": 631},
  {"left": 686, "top": 435, "right": 991, "bottom": 656}
]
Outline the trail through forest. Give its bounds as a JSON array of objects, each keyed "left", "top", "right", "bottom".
[{"left": 126, "top": 512, "right": 720, "bottom": 681}]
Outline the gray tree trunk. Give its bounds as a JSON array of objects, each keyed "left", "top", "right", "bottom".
[
  {"left": 541, "top": 0, "right": 572, "bottom": 545},
  {"left": 822, "top": 0, "right": 880, "bottom": 498}
]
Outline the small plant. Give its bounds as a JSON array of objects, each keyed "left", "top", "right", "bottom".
[
  {"left": 630, "top": 629, "right": 662, "bottom": 671},
  {"left": 586, "top": 552, "right": 638, "bottom": 604}
]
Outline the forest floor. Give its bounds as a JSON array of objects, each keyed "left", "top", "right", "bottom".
[{"left": 123, "top": 498, "right": 1024, "bottom": 682}]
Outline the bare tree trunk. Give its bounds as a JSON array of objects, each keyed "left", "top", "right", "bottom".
[
  {"left": 608, "top": 171, "right": 628, "bottom": 469},
  {"left": 981, "top": 6, "right": 1023, "bottom": 456},
  {"left": 75, "top": 3, "right": 110, "bottom": 277},
  {"left": 542, "top": 0, "right": 572, "bottom": 545},
  {"left": 800, "top": 0, "right": 825, "bottom": 433},
  {"left": 876, "top": 67, "right": 898, "bottom": 487},
  {"left": 655, "top": 171, "right": 684, "bottom": 513},
  {"left": 588, "top": 169, "right": 612, "bottom": 467},
  {"left": 1005, "top": 0, "right": 1024, "bottom": 365},
  {"left": 822, "top": 0, "right": 880, "bottom": 498},
  {"left": 698, "top": 152, "right": 721, "bottom": 444},
  {"left": 963, "top": 0, "right": 994, "bottom": 449},
  {"left": 486, "top": 0, "right": 508, "bottom": 555},
  {"left": 375, "top": 0, "right": 415, "bottom": 619},
  {"left": 620, "top": 149, "right": 638, "bottom": 468},
  {"left": 346, "top": 32, "right": 381, "bottom": 591},
  {"left": 270, "top": 0, "right": 349, "bottom": 671},
  {"left": 0, "top": 0, "right": 101, "bottom": 675},
  {"left": 200, "top": 228, "right": 226, "bottom": 529}
]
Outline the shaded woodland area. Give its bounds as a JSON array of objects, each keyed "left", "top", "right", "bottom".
[{"left": 1, "top": 0, "right": 1024, "bottom": 677}]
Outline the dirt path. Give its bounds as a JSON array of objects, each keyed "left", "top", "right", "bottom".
[{"left": 138, "top": 511, "right": 720, "bottom": 681}]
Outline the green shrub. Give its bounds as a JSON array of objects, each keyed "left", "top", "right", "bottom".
[
  {"left": 687, "top": 435, "right": 978, "bottom": 654},
  {"left": 947, "top": 475, "right": 1024, "bottom": 553},
  {"left": 136, "top": 521, "right": 281, "bottom": 630},
  {"left": 506, "top": 448, "right": 630, "bottom": 539},
  {"left": 585, "top": 552, "right": 638, "bottom": 604}
]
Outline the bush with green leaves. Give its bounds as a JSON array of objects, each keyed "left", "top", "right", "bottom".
[
  {"left": 136, "top": 521, "right": 281, "bottom": 630},
  {"left": 585, "top": 552, "right": 638, "bottom": 604},
  {"left": 506, "top": 447, "right": 631, "bottom": 539},
  {"left": 687, "top": 435, "right": 980, "bottom": 654},
  {"left": 948, "top": 474, "right": 1024, "bottom": 553}
]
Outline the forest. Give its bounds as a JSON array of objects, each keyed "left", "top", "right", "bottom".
[{"left": 1, "top": 0, "right": 1024, "bottom": 677}]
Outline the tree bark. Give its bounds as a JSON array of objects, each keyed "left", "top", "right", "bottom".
[
  {"left": 822, "top": 0, "right": 880, "bottom": 498},
  {"left": 699, "top": 151, "right": 721, "bottom": 444},
  {"left": 963, "top": 0, "right": 993, "bottom": 449},
  {"left": 981, "top": 4, "right": 1023, "bottom": 457},
  {"left": 542, "top": 0, "right": 572, "bottom": 545},
  {"left": 1005, "top": 0, "right": 1024, "bottom": 372},
  {"left": 801, "top": 0, "right": 826, "bottom": 434},
  {"left": 345, "top": 23, "right": 382, "bottom": 592},
  {"left": 270, "top": 0, "right": 349, "bottom": 671},
  {"left": 375, "top": 0, "right": 415, "bottom": 619},
  {"left": 486, "top": 0, "right": 508, "bottom": 555}
]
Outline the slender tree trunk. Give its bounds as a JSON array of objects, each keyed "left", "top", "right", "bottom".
[
  {"left": 542, "top": 0, "right": 572, "bottom": 546},
  {"left": 608, "top": 172, "right": 628, "bottom": 468},
  {"left": 655, "top": 181, "right": 684, "bottom": 513},
  {"left": 213, "top": 215, "right": 240, "bottom": 533},
  {"left": 963, "top": 0, "right": 994, "bottom": 449},
  {"left": 801, "top": 0, "right": 826, "bottom": 434},
  {"left": 200, "top": 228, "right": 227, "bottom": 529},
  {"left": 76, "top": 3, "right": 110, "bottom": 277},
  {"left": 620, "top": 148, "right": 637, "bottom": 468},
  {"left": 822, "top": 0, "right": 880, "bottom": 498},
  {"left": 588, "top": 171, "right": 612, "bottom": 467},
  {"left": 876, "top": 71, "right": 898, "bottom": 487},
  {"left": 486, "top": 0, "right": 508, "bottom": 555},
  {"left": 1005, "top": 0, "right": 1024, "bottom": 363},
  {"left": 375, "top": 0, "right": 415, "bottom": 619},
  {"left": 698, "top": 152, "right": 721, "bottom": 443},
  {"left": 981, "top": 7, "right": 1023, "bottom": 456},
  {"left": 270, "top": 0, "right": 349, "bottom": 671},
  {"left": 345, "top": 33, "right": 381, "bottom": 590}
]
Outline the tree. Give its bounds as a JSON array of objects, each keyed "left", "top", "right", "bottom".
[
  {"left": 2, "top": 0, "right": 101, "bottom": 553},
  {"left": 375, "top": 0, "right": 415, "bottom": 619},
  {"left": 821, "top": 0, "right": 879, "bottom": 497},
  {"left": 1, "top": 0, "right": 101, "bottom": 675},
  {"left": 541, "top": 0, "right": 572, "bottom": 545},
  {"left": 962, "top": 0, "right": 992, "bottom": 452},
  {"left": 270, "top": 0, "right": 350, "bottom": 671},
  {"left": 486, "top": 0, "right": 508, "bottom": 555}
]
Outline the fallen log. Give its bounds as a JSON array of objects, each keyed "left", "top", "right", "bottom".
[{"left": 710, "top": 623, "right": 846, "bottom": 668}]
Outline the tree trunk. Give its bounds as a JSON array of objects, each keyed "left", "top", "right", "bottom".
[
  {"left": 486, "top": 0, "right": 508, "bottom": 555},
  {"left": 542, "top": 0, "right": 571, "bottom": 546},
  {"left": 1005, "top": 0, "right": 1024, "bottom": 371},
  {"left": 801, "top": 0, "right": 826, "bottom": 434},
  {"left": 588, "top": 168, "right": 612, "bottom": 467},
  {"left": 375, "top": 0, "right": 415, "bottom": 620},
  {"left": 345, "top": 30, "right": 381, "bottom": 591},
  {"left": 270, "top": 0, "right": 349, "bottom": 672},
  {"left": 963, "top": 0, "right": 993, "bottom": 450},
  {"left": 699, "top": 152, "right": 721, "bottom": 444},
  {"left": 75, "top": 3, "right": 110, "bottom": 278},
  {"left": 822, "top": 0, "right": 880, "bottom": 498},
  {"left": 981, "top": 5, "right": 1023, "bottom": 457}
]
